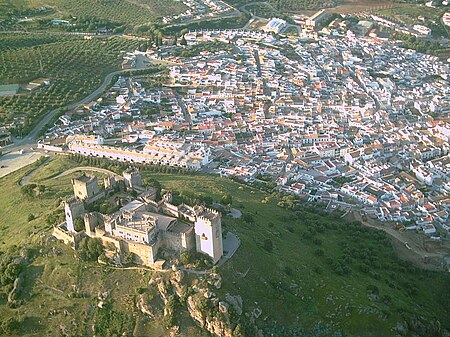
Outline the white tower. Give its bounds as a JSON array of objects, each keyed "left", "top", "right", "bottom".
[
  {"left": 194, "top": 207, "right": 223, "bottom": 264},
  {"left": 64, "top": 197, "right": 85, "bottom": 232}
]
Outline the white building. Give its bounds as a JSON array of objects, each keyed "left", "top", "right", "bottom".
[{"left": 264, "top": 18, "right": 287, "bottom": 34}]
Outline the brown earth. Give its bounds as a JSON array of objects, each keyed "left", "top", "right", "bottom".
[{"left": 347, "top": 212, "right": 450, "bottom": 272}]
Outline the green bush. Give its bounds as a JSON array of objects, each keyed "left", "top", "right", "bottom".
[
  {"left": 77, "top": 237, "right": 103, "bottom": 261},
  {"left": 262, "top": 238, "right": 273, "bottom": 253}
]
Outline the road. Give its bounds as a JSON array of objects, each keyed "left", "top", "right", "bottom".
[
  {"left": 0, "top": 66, "right": 162, "bottom": 177},
  {"left": 53, "top": 166, "right": 119, "bottom": 179},
  {"left": 350, "top": 212, "right": 448, "bottom": 271},
  {"left": 3, "top": 65, "right": 162, "bottom": 156}
]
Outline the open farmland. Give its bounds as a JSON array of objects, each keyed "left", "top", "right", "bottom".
[{"left": 0, "top": 33, "right": 140, "bottom": 135}]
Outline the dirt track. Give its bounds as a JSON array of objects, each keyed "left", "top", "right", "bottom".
[{"left": 348, "top": 212, "right": 449, "bottom": 271}]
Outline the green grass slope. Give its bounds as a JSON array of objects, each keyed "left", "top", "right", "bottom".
[
  {"left": 0, "top": 157, "right": 448, "bottom": 336},
  {"left": 153, "top": 173, "right": 450, "bottom": 336}
]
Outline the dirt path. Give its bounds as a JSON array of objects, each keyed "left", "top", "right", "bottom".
[
  {"left": 349, "top": 212, "right": 448, "bottom": 271},
  {"left": 19, "top": 157, "right": 50, "bottom": 186},
  {"left": 53, "top": 166, "right": 119, "bottom": 179}
]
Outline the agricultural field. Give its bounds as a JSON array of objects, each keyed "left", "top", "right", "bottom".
[
  {"left": 0, "top": 0, "right": 187, "bottom": 28},
  {"left": 0, "top": 33, "right": 140, "bottom": 135},
  {"left": 243, "top": 2, "right": 281, "bottom": 19},
  {"left": 375, "top": 5, "right": 450, "bottom": 38},
  {"left": 0, "top": 156, "right": 448, "bottom": 336},
  {"left": 224, "top": 0, "right": 423, "bottom": 14}
]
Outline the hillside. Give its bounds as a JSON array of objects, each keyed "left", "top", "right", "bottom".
[{"left": 0, "top": 156, "right": 448, "bottom": 336}]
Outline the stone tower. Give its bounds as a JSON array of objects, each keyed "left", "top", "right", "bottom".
[
  {"left": 194, "top": 207, "right": 223, "bottom": 264},
  {"left": 72, "top": 174, "right": 100, "bottom": 200},
  {"left": 123, "top": 169, "right": 142, "bottom": 189},
  {"left": 84, "top": 212, "right": 101, "bottom": 236},
  {"left": 65, "top": 197, "right": 85, "bottom": 232}
]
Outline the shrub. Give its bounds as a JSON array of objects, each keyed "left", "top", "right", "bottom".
[
  {"left": 262, "top": 238, "right": 273, "bottom": 253},
  {"left": 1, "top": 317, "right": 21, "bottom": 335},
  {"left": 73, "top": 217, "right": 85, "bottom": 232},
  {"left": 77, "top": 237, "right": 103, "bottom": 261},
  {"left": 314, "top": 249, "right": 324, "bottom": 257}
]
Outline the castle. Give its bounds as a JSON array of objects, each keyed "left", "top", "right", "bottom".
[{"left": 53, "top": 170, "right": 223, "bottom": 266}]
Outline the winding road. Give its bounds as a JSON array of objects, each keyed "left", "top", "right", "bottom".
[
  {"left": 8, "top": 68, "right": 134, "bottom": 151},
  {"left": 0, "top": 66, "right": 163, "bottom": 178}
]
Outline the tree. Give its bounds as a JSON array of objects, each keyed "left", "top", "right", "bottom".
[
  {"left": 20, "top": 184, "right": 36, "bottom": 198},
  {"left": 180, "top": 35, "right": 187, "bottom": 46},
  {"left": 1, "top": 317, "right": 21, "bottom": 335},
  {"left": 180, "top": 252, "right": 191, "bottom": 266},
  {"left": 221, "top": 194, "right": 232, "bottom": 206},
  {"left": 73, "top": 217, "right": 85, "bottom": 232},
  {"left": 78, "top": 237, "right": 103, "bottom": 261},
  {"left": 122, "top": 252, "right": 135, "bottom": 265},
  {"left": 262, "top": 238, "right": 273, "bottom": 253}
]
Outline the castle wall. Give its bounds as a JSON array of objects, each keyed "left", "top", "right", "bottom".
[
  {"left": 84, "top": 191, "right": 105, "bottom": 205},
  {"left": 126, "top": 241, "right": 159, "bottom": 266},
  {"left": 181, "top": 229, "right": 195, "bottom": 251},
  {"left": 162, "top": 202, "right": 179, "bottom": 217},
  {"left": 53, "top": 224, "right": 84, "bottom": 249},
  {"left": 72, "top": 176, "right": 100, "bottom": 200},
  {"left": 84, "top": 213, "right": 101, "bottom": 236}
]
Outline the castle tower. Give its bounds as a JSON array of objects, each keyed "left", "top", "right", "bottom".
[
  {"left": 84, "top": 213, "right": 101, "bottom": 236},
  {"left": 104, "top": 175, "right": 117, "bottom": 190},
  {"left": 65, "top": 197, "right": 85, "bottom": 232},
  {"left": 194, "top": 208, "right": 223, "bottom": 264},
  {"left": 123, "top": 169, "right": 142, "bottom": 189},
  {"left": 72, "top": 174, "right": 100, "bottom": 200}
]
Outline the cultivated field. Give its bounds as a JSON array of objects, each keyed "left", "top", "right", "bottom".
[
  {"left": 0, "top": 33, "right": 140, "bottom": 135},
  {"left": 0, "top": 0, "right": 187, "bottom": 26}
]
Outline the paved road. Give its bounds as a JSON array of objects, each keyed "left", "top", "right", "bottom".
[
  {"left": 2, "top": 66, "right": 165, "bottom": 157},
  {"left": 218, "top": 232, "right": 241, "bottom": 267},
  {"left": 0, "top": 66, "right": 163, "bottom": 178}
]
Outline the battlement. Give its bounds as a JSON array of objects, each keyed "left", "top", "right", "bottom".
[
  {"left": 65, "top": 196, "right": 83, "bottom": 206},
  {"left": 195, "top": 206, "right": 220, "bottom": 222}
]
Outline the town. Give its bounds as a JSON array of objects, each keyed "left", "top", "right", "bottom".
[
  {"left": 32, "top": 25, "right": 449, "bottom": 243},
  {"left": 0, "top": 2, "right": 450, "bottom": 336}
]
